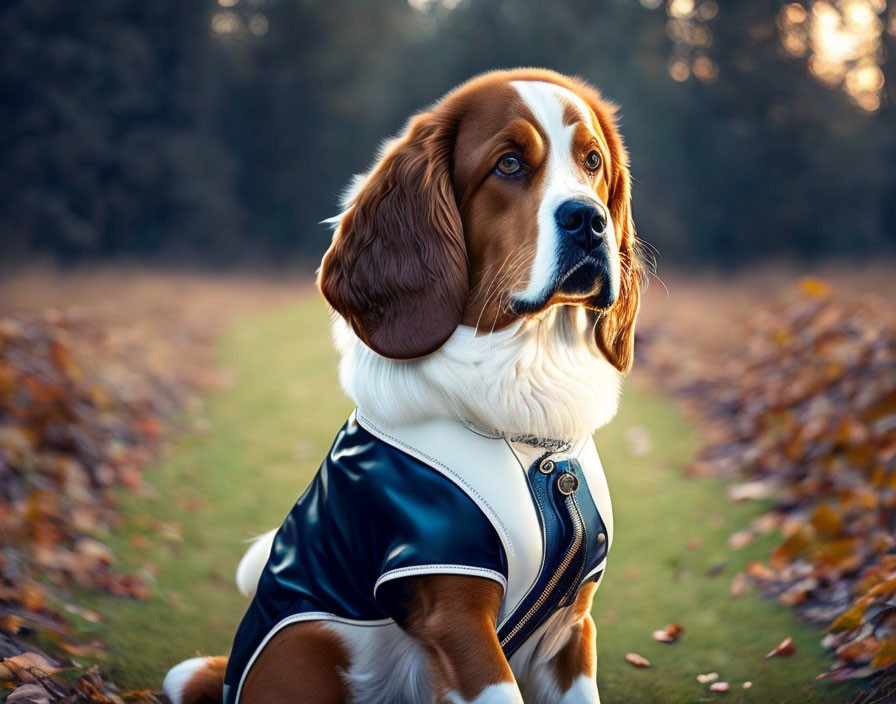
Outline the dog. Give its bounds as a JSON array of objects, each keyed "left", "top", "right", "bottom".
[{"left": 164, "top": 67, "right": 642, "bottom": 704}]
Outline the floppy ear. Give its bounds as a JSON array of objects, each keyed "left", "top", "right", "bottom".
[
  {"left": 587, "top": 97, "right": 642, "bottom": 374},
  {"left": 318, "top": 113, "right": 469, "bottom": 360},
  {"left": 596, "top": 154, "right": 641, "bottom": 374}
]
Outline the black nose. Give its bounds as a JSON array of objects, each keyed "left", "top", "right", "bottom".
[{"left": 554, "top": 200, "right": 608, "bottom": 252}]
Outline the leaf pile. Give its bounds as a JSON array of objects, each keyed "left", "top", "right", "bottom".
[
  {"left": 641, "top": 283, "right": 896, "bottom": 692},
  {"left": 0, "top": 304, "right": 227, "bottom": 700},
  {"left": 0, "top": 633, "right": 165, "bottom": 703}
]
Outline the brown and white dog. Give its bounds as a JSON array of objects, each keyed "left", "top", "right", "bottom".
[{"left": 164, "top": 68, "right": 641, "bottom": 704}]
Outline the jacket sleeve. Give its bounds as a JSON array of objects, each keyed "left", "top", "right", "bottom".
[{"left": 367, "top": 448, "right": 508, "bottom": 615}]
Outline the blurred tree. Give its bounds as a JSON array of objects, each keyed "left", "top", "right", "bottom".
[
  {"left": 0, "top": 0, "right": 893, "bottom": 266},
  {"left": 0, "top": 0, "right": 244, "bottom": 263},
  {"left": 209, "top": 0, "right": 429, "bottom": 254}
]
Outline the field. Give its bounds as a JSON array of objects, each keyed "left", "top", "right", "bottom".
[{"left": 60, "top": 292, "right": 854, "bottom": 703}]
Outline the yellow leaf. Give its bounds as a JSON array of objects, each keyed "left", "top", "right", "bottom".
[
  {"left": 771, "top": 527, "right": 813, "bottom": 567},
  {"left": 809, "top": 504, "right": 841, "bottom": 537},
  {"left": 871, "top": 637, "right": 896, "bottom": 668},
  {"left": 799, "top": 277, "right": 832, "bottom": 298},
  {"left": 831, "top": 597, "right": 870, "bottom": 631},
  {"left": 868, "top": 576, "right": 896, "bottom": 599}
]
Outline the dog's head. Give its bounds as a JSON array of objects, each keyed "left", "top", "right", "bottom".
[{"left": 319, "top": 68, "right": 641, "bottom": 372}]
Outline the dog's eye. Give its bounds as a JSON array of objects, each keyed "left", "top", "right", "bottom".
[
  {"left": 496, "top": 154, "right": 523, "bottom": 175},
  {"left": 585, "top": 150, "right": 602, "bottom": 172}
]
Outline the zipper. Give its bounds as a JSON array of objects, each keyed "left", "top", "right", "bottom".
[
  {"left": 561, "top": 495, "right": 588, "bottom": 606},
  {"left": 500, "top": 492, "right": 585, "bottom": 648}
]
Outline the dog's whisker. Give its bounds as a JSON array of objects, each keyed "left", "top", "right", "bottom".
[
  {"left": 471, "top": 254, "right": 513, "bottom": 326},
  {"left": 471, "top": 251, "right": 521, "bottom": 343}
]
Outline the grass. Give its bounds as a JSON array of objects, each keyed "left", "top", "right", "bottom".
[
  {"left": 71, "top": 297, "right": 852, "bottom": 703},
  {"left": 593, "top": 387, "right": 852, "bottom": 702}
]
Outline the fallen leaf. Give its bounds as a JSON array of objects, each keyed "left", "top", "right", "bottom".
[
  {"left": 745, "top": 561, "right": 776, "bottom": 581},
  {"left": 778, "top": 577, "right": 818, "bottom": 606},
  {"left": 726, "top": 480, "right": 777, "bottom": 502},
  {"left": 728, "top": 529, "right": 754, "bottom": 550},
  {"left": 750, "top": 512, "right": 781, "bottom": 534},
  {"left": 6, "top": 683, "right": 53, "bottom": 704},
  {"left": 870, "top": 637, "right": 896, "bottom": 669},
  {"left": 765, "top": 636, "right": 796, "bottom": 659},
  {"left": 809, "top": 503, "right": 841, "bottom": 537},
  {"left": 625, "top": 652, "right": 651, "bottom": 668},
  {"left": 57, "top": 640, "right": 107, "bottom": 657},
  {"left": 664, "top": 623, "right": 684, "bottom": 639},
  {"left": 835, "top": 636, "right": 879, "bottom": 663},
  {"left": 74, "top": 537, "right": 115, "bottom": 565},
  {"left": 63, "top": 603, "right": 104, "bottom": 623},
  {"left": 730, "top": 573, "right": 751, "bottom": 597},
  {"left": 831, "top": 597, "right": 871, "bottom": 632},
  {"left": 0, "top": 653, "right": 63, "bottom": 682},
  {"left": 652, "top": 622, "right": 684, "bottom": 644},
  {"left": 0, "top": 615, "right": 24, "bottom": 634}
]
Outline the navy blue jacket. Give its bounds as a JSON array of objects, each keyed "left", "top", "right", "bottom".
[{"left": 223, "top": 411, "right": 610, "bottom": 704}]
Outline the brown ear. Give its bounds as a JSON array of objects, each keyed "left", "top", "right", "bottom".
[
  {"left": 596, "top": 156, "right": 641, "bottom": 373},
  {"left": 587, "top": 96, "right": 642, "bottom": 374},
  {"left": 318, "top": 112, "right": 468, "bottom": 360}
]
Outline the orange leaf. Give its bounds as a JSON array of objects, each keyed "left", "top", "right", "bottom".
[
  {"left": 765, "top": 636, "right": 796, "bottom": 659},
  {"left": 836, "top": 636, "right": 880, "bottom": 663},
  {"left": 871, "top": 637, "right": 896, "bottom": 668},
  {"left": 728, "top": 529, "right": 754, "bottom": 550},
  {"left": 0, "top": 652, "right": 63, "bottom": 682},
  {"left": 745, "top": 561, "right": 776, "bottom": 581},
  {"left": 809, "top": 504, "right": 841, "bottom": 537},
  {"left": 771, "top": 527, "right": 813, "bottom": 567},
  {"left": 625, "top": 652, "right": 651, "bottom": 668}
]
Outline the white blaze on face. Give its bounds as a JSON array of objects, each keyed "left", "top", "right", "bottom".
[{"left": 509, "top": 80, "right": 619, "bottom": 307}]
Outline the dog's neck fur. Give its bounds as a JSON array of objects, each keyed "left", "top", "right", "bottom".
[{"left": 333, "top": 305, "right": 622, "bottom": 442}]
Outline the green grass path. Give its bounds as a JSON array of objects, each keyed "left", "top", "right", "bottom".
[{"left": 73, "top": 299, "right": 852, "bottom": 703}]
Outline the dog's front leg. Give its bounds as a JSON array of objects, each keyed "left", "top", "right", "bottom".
[
  {"left": 540, "top": 612, "right": 601, "bottom": 704},
  {"left": 517, "top": 583, "right": 602, "bottom": 704},
  {"left": 386, "top": 574, "right": 523, "bottom": 704}
]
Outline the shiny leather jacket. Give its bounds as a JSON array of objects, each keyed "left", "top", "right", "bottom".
[{"left": 223, "top": 410, "right": 611, "bottom": 704}]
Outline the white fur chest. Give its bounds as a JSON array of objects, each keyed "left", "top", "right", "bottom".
[{"left": 333, "top": 306, "right": 622, "bottom": 443}]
